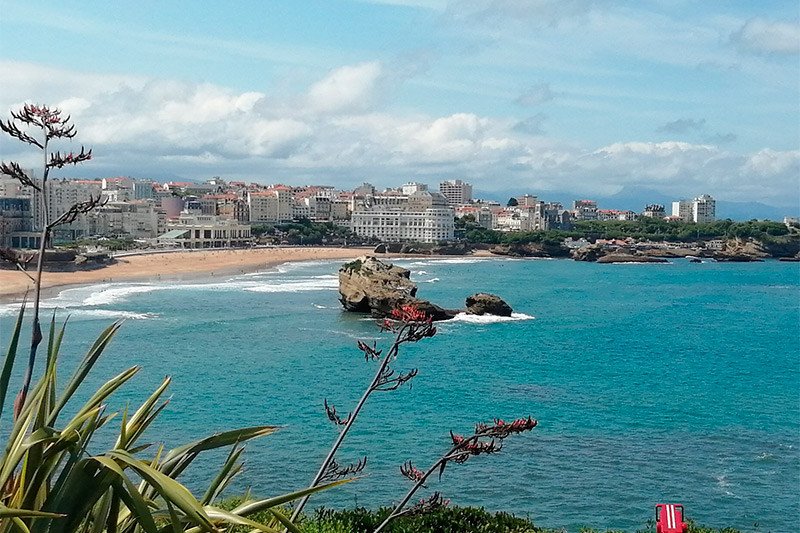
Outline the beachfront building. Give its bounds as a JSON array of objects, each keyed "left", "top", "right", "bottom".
[
  {"left": 247, "top": 189, "right": 293, "bottom": 224},
  {"left": 84, "top": 201, "right": 166, "bottom": 239},
  {"left": 0, "top": 173, "right": 31, "bottom": 198},
  {"left": 30, "top": 178, "right": 103, "bottom": 231},
  {"left": 572, "top": 199, "right": 598, "bottom": 221},
  {"left": 0, "top": 197, "right": 32, "bottom": 247},
  {"left": 439, "top": 180, "right": 472, "bottom": 206},
  {"left": 350, "top": 207, "right": 455, "bottom": 243},
  {"left": 158, "top": 214, "right": 251, "bottom": 248}
]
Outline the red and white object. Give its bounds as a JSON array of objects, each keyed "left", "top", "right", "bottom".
[{"left": 655, "top": 503, "right": 688, "bottom": 533}]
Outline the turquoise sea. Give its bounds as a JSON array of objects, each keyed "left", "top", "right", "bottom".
[{"left": 1, "top": 257, "right": 798, "bottom": 532}]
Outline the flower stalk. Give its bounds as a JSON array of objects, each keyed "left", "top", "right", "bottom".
[
  {"left": 0, "top": 104, "right": 98, "bottom": 417},
  {"left": 373, "top": 417, "right": 538, "bottom": 533},
  {"left": 289, "top": 305, "right": 436, "bottom": 522}
]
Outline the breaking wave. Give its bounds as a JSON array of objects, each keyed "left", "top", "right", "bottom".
[{"left": 450, "top": 312, "right": 535, "bottom": 324}]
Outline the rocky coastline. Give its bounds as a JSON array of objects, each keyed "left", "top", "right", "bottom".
[
  {"left": 369, "top": 236, "right": 799, "bottom": 263},
  {"left": 0, "top": 249, "right": 115, "bottom": 272}
]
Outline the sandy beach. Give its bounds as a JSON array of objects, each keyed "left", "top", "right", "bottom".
[{"left": 0, "top": 247, "right": 377, "bottom": 301}]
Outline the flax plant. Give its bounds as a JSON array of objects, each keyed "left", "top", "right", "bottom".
[{"left": 0, "top": 104, "right": 346, "bottom": 533}]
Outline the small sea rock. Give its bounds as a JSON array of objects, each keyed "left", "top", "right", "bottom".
[{"left": 465, "top": 293, "right": 513, "bottom": 317}]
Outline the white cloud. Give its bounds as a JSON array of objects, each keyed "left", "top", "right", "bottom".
[
  {"left": 731, "top": 18, "right": 800, "bottom": 56},
  {"left": 306, "top": 62, "right": 384, "bottom": 114},
  {"left": 743, "top": 148, "right": 800, "bottom": 176},
  {"left": 0, "top": 61, "right": 797, "bottom": 206}
]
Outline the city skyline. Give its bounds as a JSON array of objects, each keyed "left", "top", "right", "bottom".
[{"left": 0, "top": 0, "right": 798, "bottom": 210}]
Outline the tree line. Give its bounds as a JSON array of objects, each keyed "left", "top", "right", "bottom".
[{"left": 456, "top": 215, "right": 794, "bottom": 245}]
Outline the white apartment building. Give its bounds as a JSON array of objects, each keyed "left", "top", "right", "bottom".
[
  {"left": 693, "top": 194, "right": 716, "bottom": 223},
  {"left": 293, "top": 195, "right": 332, "bottom": 221},
  {"left": 158, "top": 214, "right": 251, "bottom": 248},
  {"left": 0, "top": 174, "right": 28, "bottom": 198},
  {"left": 31, "top": 178, "right": 103, "bottom": 231},
  {"left": 350, "top": 207, "right": 454, "bottom": 243},
  {"left": 439, "top": 180, "right": 473, "bottom": 206},
  {"left": 495, "top": 210, "right": 522, "bottom": 232},
  {"left": 85, "top": 201, "right": 165, "bottom": 239},
  {"left": 247, "top": 189, "right": 293, "bottom": 224},
  {"left": 672, "top": 195, "right": 715, "bottom": 223},
  {"left": 671, "top": 200, "right": 692, "bottom": 222}
]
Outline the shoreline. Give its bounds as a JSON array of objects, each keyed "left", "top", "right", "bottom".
[
  {"left": 0, "top": 247, "right": 497, "bottom": 304},
  {"left": 0, "top": 247, "right": 378, "bottom": 303}
]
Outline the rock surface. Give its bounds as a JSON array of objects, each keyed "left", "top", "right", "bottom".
[
  {"left": 596, "top": 254, "right": 669, "bottom": 264},
  {"left": 713, "top": 239, "right": 768, "bottom": 262},
  {"left": 571, "top": 244, "right": 605, "bottom": 262},
  {"left": 338, "top": 256, "right": 513, "bottom": 321},
  {"left": 0, "top": 249, "right": 114, "bottom": 272},
  {"left": 338, "top": 256, "right": 416, "bottom": 313},
  {"left": 490, "top": 242, "right": 569, "bottom": 258},
  {"left": 465, "top": 293, "right": 513, "bottom": 316},
  {"left": 338, "top": 256, "right": 457, "bottom": 320}
]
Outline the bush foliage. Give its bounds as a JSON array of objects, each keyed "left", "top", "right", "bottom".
[{"left": 459, "top": 218, "right": 795, "bottom": 246}]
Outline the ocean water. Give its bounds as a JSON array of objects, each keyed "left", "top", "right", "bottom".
[{"left": 1, "top": 257, "right": 798, "bottom": 532}]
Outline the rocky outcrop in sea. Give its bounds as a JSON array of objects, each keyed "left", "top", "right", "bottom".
[{"left": 338, "top": 255, "right": 513, "bottom": 321}]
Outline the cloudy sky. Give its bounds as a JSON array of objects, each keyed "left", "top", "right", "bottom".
[{"left": 1, "top": 0, "right": 798, "bottom": 207}]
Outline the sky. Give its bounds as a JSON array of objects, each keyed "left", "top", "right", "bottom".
[{"left": 0, "top": 0, "right": 798, "bottom": 208}]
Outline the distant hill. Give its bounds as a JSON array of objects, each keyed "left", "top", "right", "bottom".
[{"left": 474, "top": 186, "right": 798, "bottom": 221}]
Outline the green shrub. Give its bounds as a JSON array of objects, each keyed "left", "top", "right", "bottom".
[{"left": 303, "top": 506, "right": 544, "bottom": 533}]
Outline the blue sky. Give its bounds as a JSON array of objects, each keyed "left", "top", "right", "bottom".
[{"left": 1, "top": 0, "right": 798, "bottom": 207}]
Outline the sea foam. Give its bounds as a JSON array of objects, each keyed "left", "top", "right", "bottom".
[
  {"left": 245, "top": 278, "right": 338, "bottom": 293},
  {"left": 450, "top": 312, "right": 535, "bottom": 324}
]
